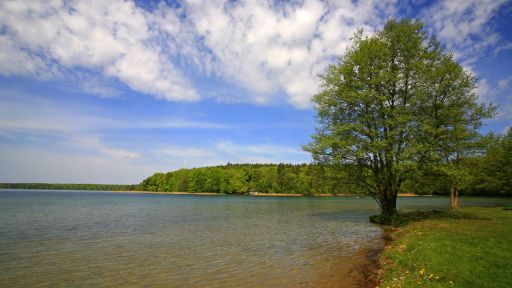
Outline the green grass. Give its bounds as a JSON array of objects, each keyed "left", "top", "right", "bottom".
[{"left": 378, "top": 207, "right": 512, "bottom": 288}]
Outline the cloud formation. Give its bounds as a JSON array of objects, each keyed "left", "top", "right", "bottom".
[
  {"left": 0, "top": 0, "right": 199, "bottom": 101},
  {"left": 0, "top": 89, "right": 231, "bottom": 133},
  {"left": 420, "top": 0, "right": 506, "bottom": 67},
  {"left": 0, "top": 0, "right": 507, "bottom": 107}
]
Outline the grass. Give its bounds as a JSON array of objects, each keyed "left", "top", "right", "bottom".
[{"left": 376, "top": 207, "right": 512, "bottom": 288}]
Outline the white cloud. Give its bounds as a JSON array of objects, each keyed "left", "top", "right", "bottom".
[
  {"left": 1, "top": 0, "right": 398, "bottom": 108},
  {"left": 498, "top": 76, "right": 512, "bottom": 91},
  {"left": 0, "top": 0, "right": 199, "bottom": 101},
  {"left": 0, "top": 91, "right": 101, "bottom": 132},
  {"left": 0, "top": 90, "right": 230, "bottom": 132},
  {"left": 476, "top": 76, "right": 512, "bottom": 104},
  {"left": 64, "top": 135, "right": 143, "bottom": 160},
  {"left": 421, "top": 0, "right": 506, "bottom": 65},
  {"left": 0, "top": 35, "right": 61, "bottom": 79},
  {"left": 184, "top": 0, "right": 397, "bottom": 108},
  {"left": 494, "top": 42, "right": 512, "bottom": 56},
  {"left": 80, "top": 79, "right": 122, "bottom": 99},
  {"left": 477, "top": 79, "right": 492, "bottom": 103},
  {"left": 0, "top": 0, "right": 507, "bottom": 107}
]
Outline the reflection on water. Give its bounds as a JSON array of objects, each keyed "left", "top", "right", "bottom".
[{"left": 0, "top": 191, "right": 508, "bottom": 287}]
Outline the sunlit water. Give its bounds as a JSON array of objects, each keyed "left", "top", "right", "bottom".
[{"left": 0, "top": 190, "right": 509, "bottom": 287}]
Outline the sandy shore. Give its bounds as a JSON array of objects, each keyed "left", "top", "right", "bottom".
[{"left": 398, "top": 193, "right": 432, "bottom": 197}]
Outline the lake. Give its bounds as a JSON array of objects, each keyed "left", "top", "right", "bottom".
[{"left": 0, "top": 190, "right": 508, "bottom": 287}]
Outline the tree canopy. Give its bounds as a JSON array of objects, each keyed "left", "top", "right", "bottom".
[
  {"left": 140, "top": 163, "right": 356, "bottom": 195},
  {"left": 305, "top": 19, "right": 495, "bottom": 215},
  {"left": 464, "top": 128, "right": 512, "bottom": 196}
]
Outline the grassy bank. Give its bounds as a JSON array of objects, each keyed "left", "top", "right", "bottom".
[{"left": 377, "top": 207, "right": 512, "bottom": 288}]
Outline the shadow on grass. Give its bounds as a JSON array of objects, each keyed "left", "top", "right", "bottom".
[{"left": 370, "top": 210, "right": 491, "bottom": 227}]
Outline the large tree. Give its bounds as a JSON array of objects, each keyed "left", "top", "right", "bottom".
[{"left": 305, "top": 19, "right": 494, "bottom": 216}]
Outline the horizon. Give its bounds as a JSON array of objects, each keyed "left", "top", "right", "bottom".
[{"left": 1, "top": 0, "right": 511, "bottom": 184}]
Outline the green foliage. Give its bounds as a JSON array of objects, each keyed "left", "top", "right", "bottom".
[
  {"left": 379, "top": 207, "right": 512, "bottom": 288},
  {"left": 140, "top": 163, "right": 359, "bottom": 194},
  {"left": 464, "top": 129, "right": 512, "bottom": 196},
  {"left": 413, "top": 130, "right": 512, "bottom": 197},
  {"left": 0, "top": 183, "right": 139, "bottom": 191},
  {"left": 305, "top": 19, "right": 494, "bottom": 215}
]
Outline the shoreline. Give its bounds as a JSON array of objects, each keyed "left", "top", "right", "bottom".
[
  {"left": 112, "top": 190, "right": 428, "bottom": 197},
  {"left": 114, "top": 191, "right": 223, "bottom": 196}
]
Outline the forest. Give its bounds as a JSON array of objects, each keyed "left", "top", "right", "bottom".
[
  {"left": 141, "top": 164, "right": 354, "bottom": 195},
  {"left": 0, "top": 183, "right": 139, "bottom": 191},
  {"left": 141, "top": 129, "right": 511, "bottom": 196}
]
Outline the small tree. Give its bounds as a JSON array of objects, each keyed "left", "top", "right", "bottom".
[{"left": 305, "top": 19, "right": 494, "bottom": 216}]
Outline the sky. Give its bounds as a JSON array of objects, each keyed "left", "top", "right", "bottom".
[{"left": 0, "top": 0, "right": 511, "bottom": 184}]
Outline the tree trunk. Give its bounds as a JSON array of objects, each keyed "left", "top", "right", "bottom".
[
  {"left": 450, "top": 186, "right": 458, "bottom": 209},
  {"left": 454, "top": 187, "right": 459, "bottom": 207},
  {"left": 380, "top": 189, "right": 398, "bottom": 216}
]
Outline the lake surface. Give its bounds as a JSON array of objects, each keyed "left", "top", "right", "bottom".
[{"left": 0, "top": 190, "right": 509, "bottom": 288}]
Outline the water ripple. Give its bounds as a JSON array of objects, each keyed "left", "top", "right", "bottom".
[{"left": 2, "top": 191, "right": 503, "bottom": 287}]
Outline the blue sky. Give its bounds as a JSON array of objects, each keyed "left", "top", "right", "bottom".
[{"left": 0, "top": 0, "right": 511, "bottom": 184}]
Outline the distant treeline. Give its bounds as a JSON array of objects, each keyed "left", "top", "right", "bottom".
[
  {"left": 3, "top": 130, "right": 510, "bottom": 196},
  {"left": 142, "top": 135, "right": 512, "bottom": 196},
  {"left": 0, "top": 183, "right": 139, "bottom": 191},
  {"left": 141, "top": 163, "right": 361, "bottom": 195}
]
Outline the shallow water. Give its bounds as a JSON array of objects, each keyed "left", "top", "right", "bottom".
[{"left": 0, "top": 190, "right": 508, "bottom": 287}]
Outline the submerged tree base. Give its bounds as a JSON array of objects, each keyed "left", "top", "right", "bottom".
[
  {"left": 369, "top": 209, "right": 487, "bottom": 226},
  {"left": 369, "top": 214, "right": 399, "bottom": 225}
]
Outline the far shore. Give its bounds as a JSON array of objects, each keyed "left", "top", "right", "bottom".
[{"left": 113, "top": 190, "right": 429, "bottom": 197}]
